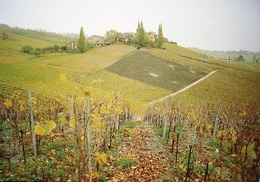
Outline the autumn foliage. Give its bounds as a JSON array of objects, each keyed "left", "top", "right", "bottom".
[{"left": 145, "top": 101, "right": 259, "bottom": 181}]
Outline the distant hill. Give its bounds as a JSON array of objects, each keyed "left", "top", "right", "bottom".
[
  {"left": 189, "top": 47, "right": 260, "bottom": 62},
  {"left": 0, "top": 23, "right": 10, "bottom": 28},
  {"left": 0, "top": 26, "right": 72, "bottom": 50}
]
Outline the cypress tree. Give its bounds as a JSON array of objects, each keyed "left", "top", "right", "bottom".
[
  {"left": 157, "top": 23, "right": 164, "bottom": 48},
  {"left": 135, "top": 21, "right": 148, "bottom": 47},
  {"left": 78, "top": 27, "right": 86, "bottom": 53}
]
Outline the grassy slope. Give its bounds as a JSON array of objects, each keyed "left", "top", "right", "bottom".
[
  {"left": 174, "top": 68, "right": 260, "bottom": 105},
  {"left": 149, "top": 43, "right": 260, "bottom": 106},
  {"left": 0, "top": 28, "right": 135, "bottom": 98},
  {"left": 76, "top": 70, "right": 171, "bottom": 112},
  {"left": 146, "top": 44, "right": 219, "bottom": 72},
  {"left": 1, "top": 28, "right": 259, "bottom": 112}
]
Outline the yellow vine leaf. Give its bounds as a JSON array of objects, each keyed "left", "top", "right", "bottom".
[
  {"left": 60, "top": 73, "right": 67, "bottom": 82},
  {"left": 239, "top": 110, "right": 247, "bottom": 117},
  {"left": 91, "top": 112, "right": 101, "bottom": 130},
  {"left": 95, "top": 152, "right": 107, "bottom": 165},
  {"left": 127, "top": 152, "right": 132, "bottom": 159},
  {"left": 4, "top": 99, "right": 12, "bottom": 109},
  {"left": 231, "top": 134, "right": 237, "bottom": 144},
  {"left": 19, "top": 104, "right": 25, "bottom": 111},
  {"left": 205, "top": 124, "right": 212, "bottom": 132},
  {"left": 217, "top": 130, "right": 223, "bottom": 138},
  {"left": 101, "top": 106, "right": 110, "bottom": 114},
  {"left": 34, "top": 124, "right": 46, "bottom": 136},
  {"left": 241, "top": 146, "right": 246, "bottom": 155},
  {"left": 46, "top": 120, "right": 56, "bottom": 134},
  {"left": 191, "top": 110, "right": 197, "bottom": 121},
  {"left": 69, "top": 115, "right": 77, "bottom": 130},
  {"left": 50, "top": 105, "right": 56, "bottom": 112},
  {"left": 179, "top": 163, "right": 185, "bottom": 170},
  {"left": 58, "top": 112, "right": 67, "bottom": 125},
  {"left": 94, "top": 172, "right": 99, "bottom": 178},
  {"left": 19, "top": 100, "right": 26, "bottom": 111},
  {"left": 230, "top": 154, "right": 237, "bottom": 158}
]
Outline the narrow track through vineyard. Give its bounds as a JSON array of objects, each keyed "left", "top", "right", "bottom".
[{"left": 149, "top": 69, "right": 219, "bottom": 105}]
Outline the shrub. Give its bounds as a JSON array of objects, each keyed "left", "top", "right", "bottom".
[
  {"left": 34, "top": 48, "right": 40, "bottom": 56},
  {"left": 22, "top": 45, "right": 33, "bottom": 53},
  {"left": 53, "top": 44, "right": 59, "bottom": 52},
  {"left": 2, "top": 33, "right": 8, "bottom": 40},
  {"left": 28, "top": 48, "right": 40, "bottom": 56},
  {"left": 29, "top": 49, "right": 35, "bottom": 55},
  {"left": 237, "top": 55, "right": 245, "bottom": 61},
  {"left": 61, "top": 46, "right": 67, "bottom": 52}
]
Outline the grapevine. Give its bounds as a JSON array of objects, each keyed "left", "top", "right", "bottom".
[
  {"left": 145, "top": 100, "right": 259, "bottom": 181},
  {"left": 0, "top": 88, "right": 132, "bottom": 181}
]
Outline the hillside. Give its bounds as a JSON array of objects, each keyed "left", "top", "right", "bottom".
[
  {"left": 1, "top": 28, "right": 260, "bottom": 112},
  {"left": 1, "top": 28, "right": 260, "bottom": 181},
  {"left": 147, "top": 44, "right": 260, "bottom": 106}
]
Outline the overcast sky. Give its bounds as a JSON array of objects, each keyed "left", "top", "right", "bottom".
[{"left": 1, "top": 0, "right": 259, "bottom": 51}]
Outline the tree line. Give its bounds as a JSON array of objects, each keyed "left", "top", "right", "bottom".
[
  {"left": 21, "top": 21, "right": 165, "bottom": 55},
  {"left": 78, "top": 21, "right": 165, "bottom": 53}
]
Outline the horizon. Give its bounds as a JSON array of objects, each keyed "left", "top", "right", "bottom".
[{"left": 1, "top": 0, "right": 260, "bottom": 52}]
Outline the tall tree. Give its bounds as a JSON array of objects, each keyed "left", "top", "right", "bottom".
[
  {"left": 157, "top": 23, "right": 164, "bottom": 48},
  {"left": 78, "top": 27, "right": 86, "bottom": 53},
  {"left": 134, "top": 21, "right": 148, "bottom": 47}
]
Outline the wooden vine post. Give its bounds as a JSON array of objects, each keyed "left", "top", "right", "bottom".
[
  {"left": 86, "top": 98, "right": 92, "bottom": 173},
  {"left": 213, "top": 100, "right": 221, "bottom": 138},
  {"left": 176, "top": 133, "right": 179, "bottom": 162},
  {"left": 28, "top": 91, "right": 37, "bottom": 157},
  {"left": 185, "top": 145, "right": 193, "bottom": 181},
  {"left": 76, "top": 100, "right": 82, "bottom": 182},
  {"left": 115, "top": 91, "right": 120, "bottom": 135},
  {"left": 163, "top": 97, "right": 170, "bottom": 139},
  {"left": 204, "top": 163, "right": 209, "bottom": 181}
]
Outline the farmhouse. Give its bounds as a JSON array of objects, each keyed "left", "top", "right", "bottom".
[
  {"left": 115, "top": 32, "right": 134, "bottom": 44},
  {"left": 228, "top": 56, "right": 237, "bottom": 61},
  {"left": 148, "top": 31, "right": 157, "bottom": 42},
  {"left": 68, "top": 41, "right": 78, "bottom": 49},
  {"left": 88, "top": 35, "right": 105, "bottom": 46}
]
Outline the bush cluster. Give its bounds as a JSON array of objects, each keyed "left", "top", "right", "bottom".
[
  {"left": 22, "top": 43, "right": 95, "bottom": 55},
  {"left": 22, "top": 44, "right": 76, "bottom": 55}
]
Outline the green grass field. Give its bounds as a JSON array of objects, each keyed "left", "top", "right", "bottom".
[{"left": 1, "top": 28, "right": 259, "bottom": 113}]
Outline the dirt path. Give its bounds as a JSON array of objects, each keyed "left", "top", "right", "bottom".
[
  {"left": 149, "top": 69, "right": 219, "bottom": 105},
  {"left": 104, "top": 121, "right": 172, "bottom": 181}
]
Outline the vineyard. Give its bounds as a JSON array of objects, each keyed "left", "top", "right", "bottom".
[
  {"left": 1, "top": 28, "right": 260, "bottom": 181},
  {"left": 1, "top": 87, "right": 259, "bottom": 181},
  {"left": 0, "top": 88, "right": 132, "bottom": 181},
  {"left": 145, "top": 100, "right": 259, "bottom": 181}
]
